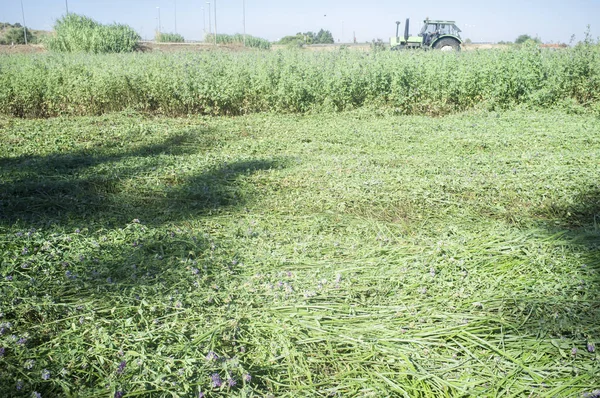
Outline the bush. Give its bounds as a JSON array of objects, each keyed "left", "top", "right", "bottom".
[
  {"left": 156, "top": 32, "right": 184, "bottom": 43},
  {"left": 515, "top": 34, "right": 541, "bottom": 44},
  {"left": 370, "top": 39, "right": 386, "bottom": 52},
  {"left": 278, "top": 30, "right": 334, "bottom": 45},
  {"left": 205, "top": 33, "right": 271, "bottom": 49},
  {"left": 45, "top": 13, "right": 140, "bottom": 53},
  {"left": 0, "top": 27, "right": 36, "bottom": 45}
]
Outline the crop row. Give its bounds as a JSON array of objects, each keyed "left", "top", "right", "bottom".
[{"left": 0, "top": 42, "right": 599, "bottom": 118}]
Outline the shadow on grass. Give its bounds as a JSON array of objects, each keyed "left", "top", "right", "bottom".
[
  {"left": 0, "top": 132, "right": 282, "bottom": 227},
  {"left": 0, "top": 131, "right": 283, "bottom": 396}
]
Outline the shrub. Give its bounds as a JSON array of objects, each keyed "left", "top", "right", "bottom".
[
  {"left": 156, "top": 32, "right": 184, "bottom": 43},
  {"left": 45, "top": 13, "right": 140, "bottom": 53},
  {"left": 515, "top": 34, "right": 541, "bottom": 44},
  {"left": 205, "top": 33, "right": 271, "bottom": 50},
  {"left": 0, "top": 27, "right": 36, "bottom": 45}
]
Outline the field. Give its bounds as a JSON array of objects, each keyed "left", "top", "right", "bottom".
[
  {"left": 1, "top": 44, "right": 600, "bottom": 397},
  {"left": 1, "top": 44, "right": 599, "bottom": 119},
  {"left": 0, "top": 43, "right": 512, "bottom": 55}
]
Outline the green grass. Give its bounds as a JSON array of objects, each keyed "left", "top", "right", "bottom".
[{"left": 1, "top": 108, "right": 599, "bottom": 396}]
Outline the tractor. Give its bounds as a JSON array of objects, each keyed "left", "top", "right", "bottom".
[{"left": 390, "top": 18, "right": 462, "bottom": 51}]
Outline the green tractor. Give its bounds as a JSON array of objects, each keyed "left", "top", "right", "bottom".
[{"left": 390, "top": 18, "right": 462, "bottom": 51}]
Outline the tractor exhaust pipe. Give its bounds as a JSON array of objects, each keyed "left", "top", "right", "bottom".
[
  {"left": 404, "top": 18, "right": 410, "bottom": 41},
  {"left": 395, "top": 21, "right": 400, "bottom": 38}
]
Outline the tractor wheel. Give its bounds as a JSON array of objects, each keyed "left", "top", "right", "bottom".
[
  {"left": 391, "top": 45, "right": 405, "bottom": 51},
  {"left": 433, "top": 38, "right": 461, "bottom": 52}
]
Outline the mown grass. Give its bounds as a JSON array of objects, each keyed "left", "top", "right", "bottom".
[
  {"left": 1, "top": 42, "right": 599, "bottom": 118},
  {"left": 1, "top": 108, "right": 599, "bottom": 397}
]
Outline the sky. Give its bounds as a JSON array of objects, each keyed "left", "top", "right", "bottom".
[{"left": 2, "top": 0, "right": 599, "bottom": 44}]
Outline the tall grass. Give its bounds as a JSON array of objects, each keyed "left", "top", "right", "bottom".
[
  {"left": 156, "top": 32, "right": 185, "bottom": 43},
  {"left": 45, "top": 13, "right": 140, "bottom": 53},
  {"left": 1, "top": 42, "right": 599, "bottom": 117},
  {"left": 205, "top": 33, "right": 271, "bottom": 49}
]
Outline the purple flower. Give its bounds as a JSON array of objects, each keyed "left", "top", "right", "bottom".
[
  {"left": 41, "top": 369, "right": 50, "bottom": 380},
  {"left": 17, "top": 337, "right": 27, "bottom": 345},
  {"left": 198, "top": 392, "right": 205, "bottom": 398},
  {"left": 205, "top": 351, "right": 218, "bottom": 361},
  {"left": 33, "top": 392, "right": 42, "bottom": 398},
  {"left": 6, "top": 275, "right": 13, "bottom": 281},
  {"left": 243, "top": 373, "right": 251, "bottom": 382},
  {"left": 117, "top": 361, "right": 126, "bottom": 374},
  {"left": 16, "top": 380, "right": 23, "bottom": 390},
  {"left": 75, "top": 229, "right": 81, "bottom": 234},
  {"left": 588, "top": 342, "right": 596, "bottom": 353},
  {"left": 24, "top": 359, "right": 35, "bottom": 369},
  {"left": 21, "top": 247, "right": 28, "bottom": 255},
  {"left": 571, "top": 347, "right": 578, "bottom": 356},
  {"left": 227, "top": 378, "right": 236, "bottom": 387},
  {"left": 114, "top": 391, "right": 124, "bottom": 398},
  {"left": 0, "top": 347, "right": 5, "bottom": 357},
  {"left": 211, "top": 373, "right": 222, "bottom": 388}
]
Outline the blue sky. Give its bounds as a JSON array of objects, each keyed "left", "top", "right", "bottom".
[{"left": 2, "top": 0, "right": 598, "bottom": 43}]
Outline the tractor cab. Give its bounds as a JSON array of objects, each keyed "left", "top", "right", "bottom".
[
  {"left": 419, "top": 19, "right": 462, "bottom": 46},
  {"left": 390, "top": 18, "right": 462, "bottom": 51}
]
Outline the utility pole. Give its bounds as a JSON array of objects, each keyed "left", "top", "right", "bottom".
[
  {"left": 174, "top": 0, "right": 177, "bottom": 34},
  {"left": 65, "top": 0, "right": 69, "bottom": 14},
  {"left": 214, "top": 0, "right": 217, "bottom": 45},
  {"left": 20, "top": 0, "right": 27, "bottom": 45},
  {"left": 206, "top": 2, "right": 211, "bottom": 35},
  {"left": 156, "top": 7, "right": 161, "bottom": 36},
  {"left": 243, "top": 0, "right": 246, "bottom": 46},
  {"left": 202, "top": 7, "right": 205, "bottom": 36}
]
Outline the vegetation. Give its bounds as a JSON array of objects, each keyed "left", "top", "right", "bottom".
[
  {"left": 156, "top": 32, "right": 185, "bottom": 43},
  {"left": 0, "top": 22, "right": 23, "bottom": 29},
  {"left": 0, "top": 27, "right": 37, "bottom": 45},
  {"left": 1, "top": 41, "right": 599, "bottom": 118},
  {"left": 204, "top": 33, "right": 271, "bottom": 49},
  {"left": 1, "top": 108, "right": 599, "bottom": 397},
  {"left": 515, "top": 34, "right": 542, "bottom": 44},
  {"left": 370, "top": 38, "right": 387, "bottom": 52},
  {"left": 45, "top": 13, "right": 140, "bottom": 53},
  {"left": 278, "top": 29, "right": 335, "bottom": 45}
]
